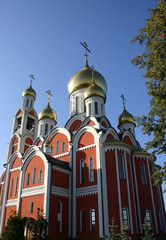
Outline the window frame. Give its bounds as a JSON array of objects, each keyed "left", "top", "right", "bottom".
[
  {"left": 90, "top": 208, "right": 96, "bottom": 232},
  {"left": 140, "top": 162, "right": 147, "bottom": 184},
  {"left": 80, "top": 159, "right": 85, "bottom": 184},
  {"left": 14, "top": 177, "right": 18, "bottom": 196},
  {"left": 89, "top": 157, "right": 94, "bottom": 182},
  {"left": 122, "top": 207, "right": 129, "bottom": 230},
  {"left": 29, "top": 202, "right": 34, "bottom": 213},
  {"left": 56, "top": 140, "right": 59, "bottom": 154},
  {"left": 9, "top": 178, "right": 14, "bottom": 197},
  {"left": 119, "top": 155, "right": 125, "bottom": 179},
  {"left": 32, "top": 168, "right": 36, "bottom": 184}
]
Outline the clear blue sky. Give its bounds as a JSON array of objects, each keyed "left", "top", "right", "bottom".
[{"left": 0, "top": 0, "right": 165, "bottom": 203}]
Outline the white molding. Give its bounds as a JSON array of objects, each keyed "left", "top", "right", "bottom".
[
  {"left": 10, "top": 167, "right": 21, "bottom": 172},
  {"left": 6, "top": 199, "right": 17, "bottom": 207},
  {"left": 104, "top": 145, "right": 130, "bottom": 154},
  {"left": 146, "top": 159, "right": 158, "bottom": 233},
  {"left": 53, "top": 152, "right": 70, "bottom": 158},
  {"left": 52, "top": 165, "right": 70, "bottom": 174},
  {"left": 76, "top": 185, "right": 98, "bottom": 197},
  {"left": 21, "top": 185, "right": 45, "bottom": 197},
  {"left": 76, "top": 143, "right": 96, "bottom": 152},
  {"left": 52, "top": 186, "right": 69, "bottom": 197}
]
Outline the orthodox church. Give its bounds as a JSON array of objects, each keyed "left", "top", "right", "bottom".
[{"left": 0, "top": 44, "right": 165, "bottom": 239}]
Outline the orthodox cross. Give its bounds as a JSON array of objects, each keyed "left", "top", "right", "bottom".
[
  {"left": 120, "top": 94, "right": 126, "bottom": 109},
  {"left": 80, "top": 42, "right": 91, "bottom": 65},
  {"left": 91, "top": 66, "right": 95, "bottom": 84},
  {"left": 29, "top": 74, "right": 35, "bottom": 86},
  {"left": 46, "top": 90, "right": 53, "bottom": 104}
]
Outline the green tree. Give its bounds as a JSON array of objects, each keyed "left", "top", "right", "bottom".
[
  {"left": 131, "top": 0, "right": 166, "bottom": 186},
  {"left": 1, "top": 211, "right": 25, "bottom": 240},
  {"left": 142, "top": 218, "right": 155, "bottom": 240},
  {"left": 31, "top": 211, "right": 48, "bottom": 240},
  {"left": 109, "top": 217, "right": 120, "bottom": 240}
]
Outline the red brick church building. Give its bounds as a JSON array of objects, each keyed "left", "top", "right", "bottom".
[{"left": 0, "top": 46, "right": 165, "bottom": 239}]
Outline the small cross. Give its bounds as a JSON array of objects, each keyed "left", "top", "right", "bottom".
[
  {"left": 46, "top": 90, "right": 53, "bottom": 104},
  {"left": 91, "top": 66, "right": 95, "bottom": 84},
  {"left": 120, "top": 94, "right": 126, "bottom": 109},
  {"left": 81, "top": 42, "right": 91, "bottom": 65},
  {"left": 29, "top": 74, "right": 35, "bottom": 86}
]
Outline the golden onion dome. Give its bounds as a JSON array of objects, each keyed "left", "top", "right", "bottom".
[
  {"left": 68, "top": 64, "right": 107, "bottom": 96},
  {"left": 22, "top": 84, "right": 36, "bottom": 99},
  {"left": 118, "top": 108, "right": 135, "bottom": 128},
  {"left": 84, "top": 82, "right": 106, "bottom": 102},
  {"left": 38, "top": 103, "right": 57, "bottom": 123},
  {"left": 44, "top": 138, "right": 52, "bottom": 148}
]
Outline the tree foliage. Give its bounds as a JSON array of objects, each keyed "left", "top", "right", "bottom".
[
  {"left": 109, "top": 217, "right": 120, "bottom": 240},
  {"left": 131, "top": 0, "right": 166, "bottom": 186},
  {"left": 1, "top": 211, "right": 25, "bottom": 240},
  {"left": 141, "top": 218, "right": 155, "bottom": 240},
  {"left": 31, "top": 212, "right": 48, "bottom": 240}
]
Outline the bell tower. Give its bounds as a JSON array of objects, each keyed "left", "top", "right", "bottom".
[{"left": 6, "top": 75, "right": 38, "bottom": 162}]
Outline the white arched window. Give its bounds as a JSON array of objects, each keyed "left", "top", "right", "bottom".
[
  {"left": 80, "top": 210, "right": 85, "bottom": 232},
  {"left": 140, "top": 162, "right": 147, "bottom": 184},
  {"left": 89, "top": 103, "right": 91, "bottom": 115},
  {"left": 80, "top": 159, "right": 85, "bottom": 184},
  {"left": 61, "top": 142, "right": 65, "bottom": 152},
  {"left": 45, "top": 124, "right": 48, "bottom": 135},
  {"left": 90, "top": 209, "right": 95, "bottom": 232},
  {"left": 56, "top": 140, "right": 59, "bottom": 154},
  {"left": 38, "top": 170, "right": 43, "bottom": 183},
  {"left": 95, "top": 102, "right": 98, "bottom": 114},
  {"left": 57, "top": 201, "right": 62, "bottom": 233},
  {"left": 89, "top": 157, "right": 94, "bottom": 182}
]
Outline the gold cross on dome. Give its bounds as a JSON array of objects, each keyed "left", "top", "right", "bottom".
[
  {"left": 81, "top": 42, "right": 91, "bottom": 65},
  {"left": 46, "top": 90, "right": 53, "bottom": 104},
  {"left": 29, "top": 74, "right": 35, "bottom": 86},
  {"left": 120, "top": 94, "right": 126, "bottom": 109}
]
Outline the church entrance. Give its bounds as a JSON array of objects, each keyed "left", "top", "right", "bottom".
[{"left": 23, "top": 217, "right": 35, "bottom": 240}]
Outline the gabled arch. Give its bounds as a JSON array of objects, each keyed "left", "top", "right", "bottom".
[
  {"left": 82, "top": 116, "right": 98, "bottom": 127},
  {"left": 101, "top": 127, "right": 119, "bottom": 144},
  {"left": 34, "top": 136, "right": 44, "bottom": 147},
  {"left": 7, "top": 152, "right": 22, "bottom": 170},
  {"left": 121, "top": 131, "right": 137, "bottom": 146},
  {"left": 65, "top": 114, "right": 85, "bottom": 132},
  {"left": 0, "top": 170, "right": 6, "bottom": 184},
  {"left": 100, "top": 116, "right": 111, "bottom": 128}
]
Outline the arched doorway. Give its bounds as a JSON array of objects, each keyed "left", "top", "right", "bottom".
[{"left": 23, "top": 217, "right": 35, "bottom": 240}]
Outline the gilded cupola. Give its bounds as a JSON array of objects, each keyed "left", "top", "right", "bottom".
[
  {"left": 22, "top": 75, "right": 36, "bottom": 100},
  {"left": 118, "top": 108, "right": 135, "bottom": 128},
  {"left": 38, "top": 103, "right": 57, "bottom": 123}
]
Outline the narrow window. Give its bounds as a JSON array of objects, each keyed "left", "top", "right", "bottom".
[
  {"left": 32, "top": 168, "right": 36, "bottom": 184},
  {"left": 140, "top": 162, "right": 147, "bottom": 184},
  {"left": 14, "top": 177, "right": 18, "bottom": 196},
  {"left": 95, "top": 102, "right": 98, "bottom": 114},
  {"left": 30, "top": 202, "right": 34, "bottom": 213},
  {"left": 89, "top": 157, "right": 94, "bottom": 182},
  {"left": 57, "top": 201, "right": 62, "bottom": 233},
  {"left": 80, "top": 159, "right": 85, "bottom": 184},
  {"left": 51, "top": 125, "right": 53, "bottom": 130},
  {"left": 30, "top": 99, "right": 33, "bottom": 108},
  {"left": 101, "top": 103, "right": 103, "bottom": 116},
  {"left": 119, "top": 155, "right": 125, "bottom": 179},
  {"left": 45, "top": 124, "right": 48, "bottom": 135},
  {"left": 56, "top": 140, "right": 59, "bottom": 154},
  {"left": 26, "top": 99, "right": 29, "bottom": 108},
  {"left": 38, "top": 170, "right": 43, "bottom": 183},
  {"left": 76, "top": 96, "right": 79, "bottom": 113},
  {"left": 9, "top": 178, "right": 14, "bottom": 197},
  {"left": 89, "top": 103, "right": 91, "bottom": 115},
  {"left": 123, "top": 207, "right": 129, "bottom": 230},
  {"left": 26, "top": 173, "right": 30, "bottom": 186},
  {"left": 80, "top": 210, "right": 85, "bottom": 232},
  {"left": 40, "top": 124, "right": 42, "bottom": 136},
  {"left": 0, "top": 189, "right": 3, "bottom": 205},
  {"left": 146, "top": 210, "right": 152, "bottom": 228},
  {"left": 90, "top": 209, "right": 95, "bottom": 232},
  {"left": 61, "top": 142, "right": 65, "bottom": 152}
]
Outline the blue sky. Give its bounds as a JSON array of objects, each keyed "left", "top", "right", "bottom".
[{"left": 0, "top": 0, "right": 165, "bottom": 203}]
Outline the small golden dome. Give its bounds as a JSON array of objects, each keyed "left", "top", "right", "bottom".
[
  {"left": 44, "top": 139, "right": 52, "bottom": 148},
  {"left": 22, "top": 85, "right": 36, "bottom": 99},
  {"left": 68, "top": 64, "right": 107, "bottom": 96},
  {"left": 84, "top": 82, "right": 106, "bottom": 102},
  {"left": 38, "top": 103, "right": 57, "bottom": 123},
  {"left": 118, "top": 108, "right": 135, "bottom": 128}
]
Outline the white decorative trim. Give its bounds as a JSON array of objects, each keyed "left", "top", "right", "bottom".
[
  {"left": 21, "top": 185, "right": 45, "bottom": 197},
  {"left": 76, "top": 143, "right": 96, "bottom": 152},
  {"left": 52, "top": 186, "right": 69, "bottom": 197},
  {"left": 6, "top": 199, "right": 17, "bottom": 207},
  {"left": 52, "top": 165, "right": 70, "bottom": 174},
  {"left": 104, "top": 145, "right": 130, "bottom": 154},
  {"left": 53, "top": 152, "right": 70, "bottom": 158},
  {"left": 10, "top": 167, "right": 21, "bottom": 172},
  {"left": 146, "top": 159, "right": 158, "bottom": 233},
  {"left": 76, "top": 185, "right": 98, "bottom": 197}
]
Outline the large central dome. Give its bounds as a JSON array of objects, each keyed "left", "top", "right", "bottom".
[{"left": 68, "top": 64, "right": 107, "bottom": 96}]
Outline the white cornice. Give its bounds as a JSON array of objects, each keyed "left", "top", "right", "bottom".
[
  {"left": 51, "top": 186, "right": 69, "bottom": 197},
  {"left": 76, "top": 143, "right": 96, "bottom": 152},
  {"left": 53, "top": 152, "right": 70, "bottom": 158},
  {"left": 10, "top": 167, "right": 21, "bottom": 172},
  {"left": 6, "top": 199, "right": 17, "bottom": 207},
  {"left": 21, "top": 185, "right": 45, "bottom": 197},
  {"left": 76, "top": 185, "right": 98, "bottom": 197}
]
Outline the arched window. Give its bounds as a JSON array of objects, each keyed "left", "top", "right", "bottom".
[
  {"left": 140, "top": 162, "right": 147, "bottom": 184},
  {"left": 45, "top": 124, "right": 48, "bottom": 135},
  {"left": 90, "top": 209, "right": 95, "bottom": 232},
  {"left": 76, "top": 96, "right": 79, "bottom": 113},
  {"left": 26, "top": 173, "right": 30, "bottom": 186},
  {"left": 40, "top": 124, "right": 42, "bottom": 136},
  {"left": 57, "top": 201, "right": 62, "bottom": 233},
  {"left": 30, "top": 100, "right": 33, "bottom": 108},
  {"left": 101, "top": 103, "right": 103, "bottom": 116},
  {"left": 38, "top": 170, "right": 43, "bottom": 183},
  {"left": 9, "top": 178, "right": 14, "bottom": 197},
  {"left": 29, "top": 202, "right": 34, "bottom": 213},
  {"left": 80, "top": 210, "right": 85, "bottom": 232},
  {"left": 123, "top": 207, "right": 129, "bottom": 229},
  {"left": 119, "top": 155, "right": 125, "bottom": 179},
  {"left": 89, "top": 103, "right": 91, "bottom": 115},
  {"left": 146, "top": 210, "right": 152, "bottom": 228},
  {"left": 26, "top": 99, "right": 29, "bottom": 108},
  {"left": 32, "top": 168, "right": 36, "bottom": 184},
  {"left": 95, "top": 102, "right": 98, "bottom": 114},
  {"left": 14, "top": 177, "right": 18, "bottom": 196},
  {"left": 56, "top": 140, "right": 59, "bottom": 154},
  {"left": 61, "top": 142, "right": 65, "bottom": 152},
  {"left": 80, "top": 159, "right": 85, "bottom": 184},
  {"left": 89, "top": 157, "right": 94, "bottom": 182}
]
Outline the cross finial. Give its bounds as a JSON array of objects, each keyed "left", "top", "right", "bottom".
[
  {"left": 46, "top": 90, "right": 53, "bottom": 105},
  {"left": 120, "top": 94, "right": 126, "bottom": 109},
  {"left": 29, "top": 74, "right": 35, "bottom": 86},
  {"left": 91, "top": 66, "right": 95, "bottom": 84},
  {"left": 80, "top": 42, "right": 91, "bottom": 66}
]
